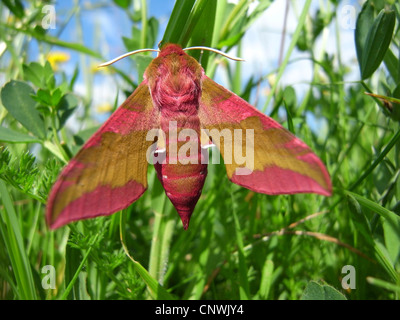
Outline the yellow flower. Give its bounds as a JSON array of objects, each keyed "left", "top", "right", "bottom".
[
  {"left": 96, "top": 103, "right": 113, "bottom": 113},
  {"left": 47, "top": 51, "right": 70, "bottom": 70}
]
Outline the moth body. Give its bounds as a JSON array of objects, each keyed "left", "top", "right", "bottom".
[{"left": 147, "top": 45, "right": 208, "bottom": 229}]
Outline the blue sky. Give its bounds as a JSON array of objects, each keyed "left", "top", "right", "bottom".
[{"left": 53, "top": 0, "right": 174, "bottom": 63}]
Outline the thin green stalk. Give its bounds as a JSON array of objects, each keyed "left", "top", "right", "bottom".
[
  {"left": 329, "top": 124, "right": 400, "bottom": 214},
  {"left": 331, "top": 103, "right": 375, "bottom": 178},
  {"left": 26, "top": 202, "right": 41, "bottom": 255},
  {"left": 50, "top": 115, "right": 69, "bottom": 162},
  {"left": 234, "top": 43, "right": 242, "bottom": 94},
  {"left": 297, "top": 1, "right": 331, "bottom": 116},
  {"left": 367, "top": 277, "right": 400, "bottom": 295},
  {"left": 61, "top": 233, "right": 99, "bottom": 300},
  {"left": 148, "top": 197, "right": 167, "bottom": 282},
  {"left": 1, "top": 22, "right": 102, "bottom": 59},
  {"left": 74, "top": 0, "right": 92, "bottom": 126},
  {"left": 140, "top": 0, "right": 148, "bottom": 48},
  {"left": 219, "top": 0, "right": 248, "bottom": 40},
  {"left": 348, "top": 126, "right": 400, "bottom": 191},
  {"left": 278, "top": 0, "right": 290, "bottom": 66},
  {"left": 119, "top": 211, "right": 174, "bottom": 300},
  {"left": 263, "top": 0, "right": 312, "bottom": 112},
  {"left": 148, "top": 196, "right": 175, "bottom": 286},
  {"left": 231, "top": 189, "right": 250, "bottom": 300}
]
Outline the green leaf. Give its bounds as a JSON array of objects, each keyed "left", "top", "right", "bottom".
[
  {"left": 345, "top": 191, "right": 400, "bottom": 227},
  {"left": 391, "top": 84, "right": 400, "bottom": 121},
  {"left": 122, "top": 25, "right": 142, "bottom": 52},
  {"left": 346, "top": 193, "right": 374, "bottom": 244},
  {"left": 348, "top": 127, "right": 400, "bottom": 190},
  {"left": 283, "top": 86, "right": 296, "bottom": 133},
  {"left": 51, "top": 88, "right": 63, "bottom": 106},
  {"left": 35, "top": 88, "right": 52, "bottom": 106},
  {"left": 185, "top": 0, "right": 217, "bottom": 71},
  {"left": 0, "top": 126, "right": 41, "bottom": 143},
  {"left": 1, "top": 80, "right": 46, "bottom": 139},
  {"left": 359, "top": 8, "right": 396, "bottom": 79},
  {"left": 44, "top": 61, "right": 56, "bottom": 90},
  {"left": 2, "top": 0, "right": 24, "bottom": 18},
  {"left": 383, "top": 48, "right": 399, "bottom": 83},
  {"left": 133, "top": 54, "right": 154, "bottom": 83},
  {"left": 57, "top": 93, "right": 78, "bottom": 130},
  {"left": 23, "top": 62, "right": 44, "bottom": 87},
  {"left": 258, "top": 260, "right": 274, "bottom": 299},
  {"left": 301, "top": 281, "right": 347, "bottom": 300},
  {"left": 180, "top": 0, "right": 216, "bottom": 47},
  {"left": 382, "top": 217, "right": 400, "bottom": 265},
  {"left": 355, "top": 0, "right": 375, "bottom": 69},
  {"left": 69, "top": 64, "right": 80, "bottom": 90},
  {"left": 113, "top": 0, "right": 131, "bottom": 9},
  {"left": 162, "top": 0, "right": 197, "bottom": 45}
]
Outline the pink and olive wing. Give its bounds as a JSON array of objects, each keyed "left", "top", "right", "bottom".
[
  {"left": 47, "top": 81, "right": 159, "bottom": 229},
  {"left": 198, "top": 75, "right": 331, "bottom": 196}
]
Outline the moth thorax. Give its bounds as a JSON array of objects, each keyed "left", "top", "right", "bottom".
[{"left": 153, "top": 64, "right": 200, "bottom": 111}]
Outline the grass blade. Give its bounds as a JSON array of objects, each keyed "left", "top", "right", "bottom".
[
  {"left": 0, "top": 180, "right": 37, "bottom": 299},
  {"left": 61, "top": 233, "right": 99, "bottom": 300},
  {"left": 162, "top": 0, "right": 196, "bottom": 45},
  {"left": 231, "top": 188, "right": 251, "bottom": 300}
]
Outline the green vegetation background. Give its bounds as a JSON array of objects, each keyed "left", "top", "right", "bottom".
[{"left": 0, "top": 0, "right": 400, "bottom": 300}]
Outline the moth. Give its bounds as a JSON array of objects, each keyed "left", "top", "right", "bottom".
[{"left": 46, "top": 43, "right": 331, "bottom": 230}]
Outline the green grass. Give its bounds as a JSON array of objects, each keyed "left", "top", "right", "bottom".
[{"left": 0, "top": 0, "right": 400, "bottom": 300}]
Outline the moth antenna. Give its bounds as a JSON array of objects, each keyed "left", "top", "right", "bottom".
[
  {"left": 98, "top": 48, "right": 160, "bottom": 68},
  {"left": 183, "top": 46, "right": 245, "bottom": 61}
]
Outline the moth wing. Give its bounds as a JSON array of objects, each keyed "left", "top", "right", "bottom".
[
  {"left": 47, "top": 81, "right": 159, "bottom": 229},
  {"left": 198, "top": 75, "right": 331, "bottom": 196}
]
